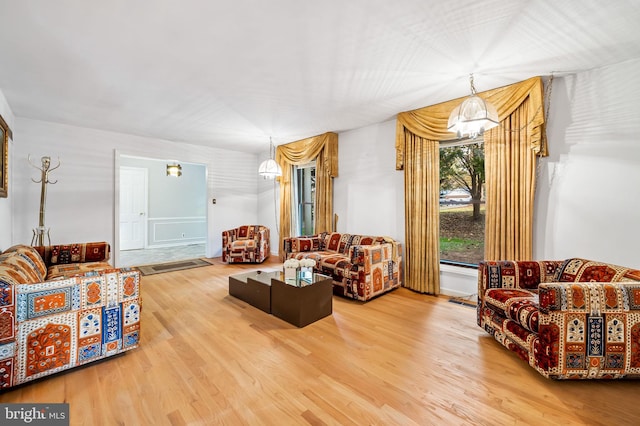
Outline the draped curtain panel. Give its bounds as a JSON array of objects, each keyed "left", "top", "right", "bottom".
[
  {"left": 395, "top": 76, "right": 548, "bottom": 293},
  {"left": 484, "top": 98, "right": 537, "bottom": 260},
  {"left": 403, "top": 133, "right": 440, "bottom": 294},
  {"left": 276, "top": 132, "right": 338, "bottom": 258}
]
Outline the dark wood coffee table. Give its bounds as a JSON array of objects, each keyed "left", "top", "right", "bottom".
[
  {"left": 228, "top": 269, "right": 333, "bottom": 327},
  {"left": 271, "top": 271, "right": 333, "bottom": 327},
  {"left": 228, "top": 270, "right": 279, "bottom": 313}
]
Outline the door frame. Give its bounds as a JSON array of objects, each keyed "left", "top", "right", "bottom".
[{"left": 114, "top": 151, "right": 210, "bottom": 267}]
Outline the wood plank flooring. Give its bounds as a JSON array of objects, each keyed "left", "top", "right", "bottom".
[{"left": 1, "top": 257, "right": 638, "bottom": 425}]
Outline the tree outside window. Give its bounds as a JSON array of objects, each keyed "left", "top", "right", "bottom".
[{"left": 439, "top": 141, "right": 485, "bottom": 265}]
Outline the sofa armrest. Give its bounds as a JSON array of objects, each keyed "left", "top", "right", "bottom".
[
  {"left": 535, "top": 281, "right": 640, "bottom": 378},
  {"left": 11, "top": 268, "right": 141, "bottom": 379},
  {"left": 283, "top": 236, "right": 323, "bottom": 256},
  {"left": 34, "top": 242, "right": 111, "bottom": 267},
  {"left": 348, "top": 243, "right": 394, "bottom": 270},
  {"left": 347, "top": 243, "right": 402, "bottom": 299},
  {"left": 256, "top": 227, "right": 269, "bottom": 243}
]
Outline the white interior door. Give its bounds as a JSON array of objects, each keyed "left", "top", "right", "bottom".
[{"left": 119, "top": 167, "right": 147, "bottom": 251}]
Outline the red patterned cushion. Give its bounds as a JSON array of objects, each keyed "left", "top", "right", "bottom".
[
  {"left": 35, "top": 242, "right": 110, "bottom": 266},
  {"left": 324, "top": 233, "right": 344, "bottom": 252},
  {"left": 485, "top": 288, "right": 540, "bottom": 333},
  {"left": 290, "top": 251, "right": 331, "bottom": 265},
  {"left": 482, "top": 260, "right": 562, "bottom": 292},
  {"left": 0, "top": 262, "right": 31, "bottom": 285},
  {"left": 555, "top": 258, "right": 640, "bottom": 283},
  {"left": 0, "top": 254, "right": 41, "bottom": 283},
  {"left": 2, "top": 245, "right": 47, "bottom": 281},
  {"left": 231, "top": 240, "right": 255, "bottom": 249},
  {"left": 318, "top": 253, "right": 351, "bottom": 274},
  {"left": 237, "top": 225, "right": 250, "bottom": 238},
  {"left": 47, "top": 261, "right": 113, "bottom": 280},
  {"left": 291, "top": 237, "right": 320, "bottom": 252},
  {"left": 290, "top": 251, "right": 352, "bottom": 282}
]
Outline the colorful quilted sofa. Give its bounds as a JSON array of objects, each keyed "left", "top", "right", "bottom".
[
  {"left": 222, "top": 225, "right": 270, "bottom": 263},
  {"left": 0, "top": 242, "right": 141, "bottom": 389},
  {"left": 283, "top": 232, "right": 402, "bottom": 301},
  {"left": 478, "top": 258, "right": 640, "bottom": 379}
]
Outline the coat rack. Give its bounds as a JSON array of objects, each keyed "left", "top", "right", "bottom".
[{"left": 28, "top": 155, "right": 60, "bottom": 246}]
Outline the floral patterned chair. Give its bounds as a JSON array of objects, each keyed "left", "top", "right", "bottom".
[
  {"left": 221, "top": 225, "right": 270, "bottom": 263},
  {"left": 478, "top": 258, "right": 640, "bottom": 379}
]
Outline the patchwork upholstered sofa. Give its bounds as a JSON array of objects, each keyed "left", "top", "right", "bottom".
[
  {"left": 283, "top": 232, "right": 402, "bottom": 301},
  {"left": 222, "top": 225, "right": 270, "bottom": 263},
  {"left": 0, "top": 242, "right": 141, "bottom": 389},
  {"left": 478, "top": 258, "right": 640, "bottom": 379}
]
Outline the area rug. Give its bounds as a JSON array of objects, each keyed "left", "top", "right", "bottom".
[{"left": 137, "top": 258, "right": 212, "bottom": 276}]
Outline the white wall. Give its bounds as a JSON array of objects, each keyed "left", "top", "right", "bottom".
[
  {"left": 12, "top": 118, "right": 258, "bottom": 264},
  {"left": 334, "top": 119, "right": 405, "bottom": 240},
  {"left": 0, "top": 90, "right": 15, "bottom": 251},
  {"left": 534, "top": 58, "right": 640, "bottom": 266}
]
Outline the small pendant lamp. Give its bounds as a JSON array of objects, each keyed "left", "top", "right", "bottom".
[{"left": 258, "top": 137, "right": 282, "bottom": 179}]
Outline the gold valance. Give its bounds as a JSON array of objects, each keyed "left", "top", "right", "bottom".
[
  {"left": 276, "top": 132, "right": 338, "bottom": 177},
  {"left": 395, "top": 76, "right": 547, "bottom": 170}
]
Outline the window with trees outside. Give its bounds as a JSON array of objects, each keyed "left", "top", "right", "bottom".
[
  {"left": 439, "top": 140, "right": 485, "bottom": 266},
  {"left": 293, "top": 162, "right": 316, "bottom": 236}
]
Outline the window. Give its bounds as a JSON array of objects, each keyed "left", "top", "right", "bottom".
[
  {"left": 439, "top": 139, "right": 485, "bottom": 266},
  {"left": 292, "top": 161, "right": 316, "bottom": 236}
]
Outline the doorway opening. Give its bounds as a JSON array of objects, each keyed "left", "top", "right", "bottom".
[{"left": 116, "top": 154, "right": 208, "bottom": 267}]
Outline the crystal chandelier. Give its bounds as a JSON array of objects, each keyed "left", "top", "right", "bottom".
[{"left": 447, "top": 74, "right": 499, "bottom": 139}]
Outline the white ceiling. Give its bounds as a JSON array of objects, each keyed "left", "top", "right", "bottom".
[{"left": 1, "top": 0, "right": 639, "bottom": 153}]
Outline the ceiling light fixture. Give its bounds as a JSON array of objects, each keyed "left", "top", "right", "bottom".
[
  {"left": 166, "top": 163, "right": 182, "bottom": 177},
  {"left": 258, "top": 137, "right": 282, "bottom": 179},
  {"left": 447, "top": 74, "right": 499, "bottom": 139}
]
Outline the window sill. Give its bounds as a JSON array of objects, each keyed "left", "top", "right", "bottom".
[{"left": 440, "top": 262, "right": 478, "bottom": 277}]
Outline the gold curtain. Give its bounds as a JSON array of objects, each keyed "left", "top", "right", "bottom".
[
  {"left": 276, "top": 132, "right": 338, "bottom": 258},
  {"left": 404, "top": 133, "right": 440, "bottom": 294},
  {"left": 483, "top": 98, "right": 537, "bottom": 260},
  {"left": 395, "top": 76, "right": 547, "bottom": 293}
]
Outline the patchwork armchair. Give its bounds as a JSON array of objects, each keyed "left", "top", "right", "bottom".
[
  {"left": 478, "top": 258, "right": 640, "bottom": 379},
  {"left": 222, "top": 225, "right": 270, "bottom": 263}
]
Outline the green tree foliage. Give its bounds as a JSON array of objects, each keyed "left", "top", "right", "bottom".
[{"left": 439, "top": 142, "right": 484, "bottom": 220}]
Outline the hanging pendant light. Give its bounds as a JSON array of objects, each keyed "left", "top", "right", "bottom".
[
  {"left": 447, "top": 74, "right": 499, "bottom": 139},
  {"left": 258, "top": 137, "right": 282, "bottom": 179}
]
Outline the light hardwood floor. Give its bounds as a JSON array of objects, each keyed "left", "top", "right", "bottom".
[{"left": 1, "top": 257, "right": 638, "bottom": 425}]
